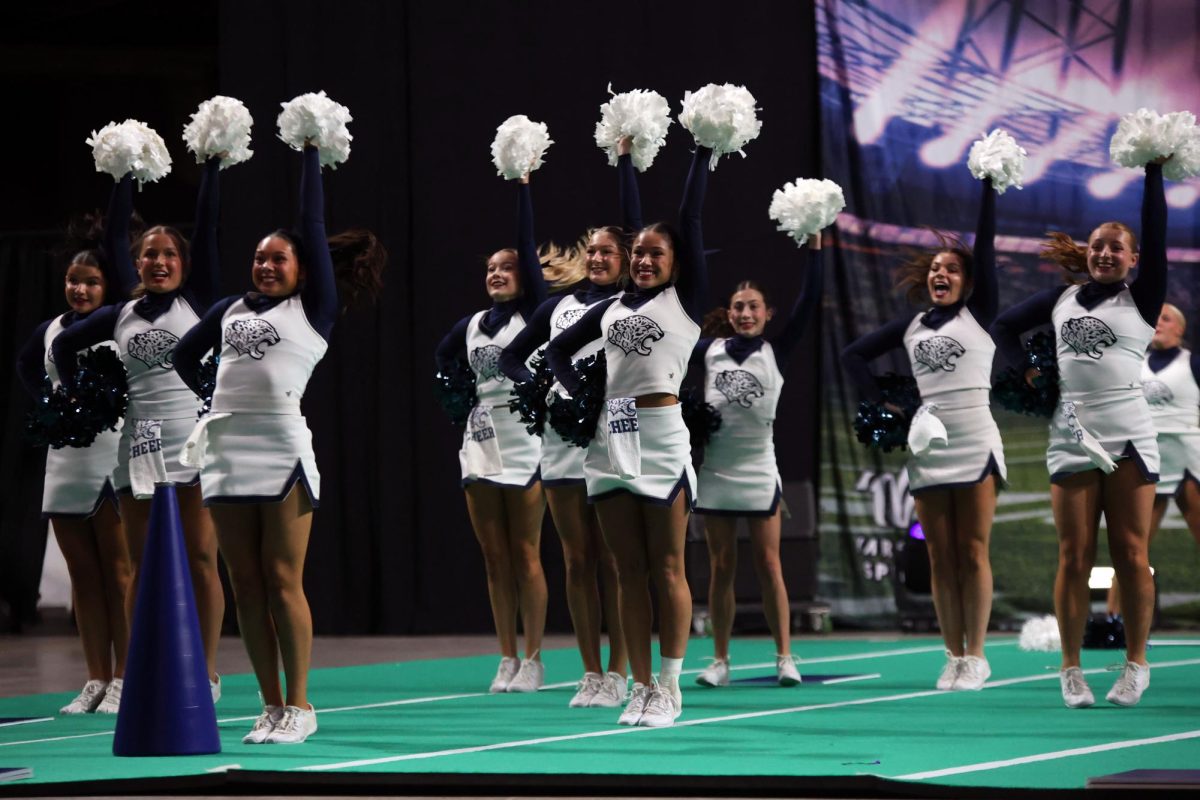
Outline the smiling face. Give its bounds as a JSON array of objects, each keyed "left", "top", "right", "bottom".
[
  {"left": 137, "top": 231, "right": 184, "bottom": 293},
  {"left": 727, "top": 287, "right": 773, "bottom": 338},
  {"left": 1152, "top": 303, "right": 1186, "bottom": 350},
  {"left": 64, "top": 262, "right": 106, "bottom": 314},
  {"left": 1087, "top": 223, "right": 1139, "bottom": 284},
  {"left": 585, "top": 230, "right": 625, "bottom": 286},
  {"left": 927, "top": 251, "right": 966, "bottom": 306},
  {"left": 486, "top": 249, "right": 521, "bottom": 301},
  {"left": 630, "top": 230, "right": 674, "bottom": 289},
  {"left": 253, "top": 235, "right": 304, "bottom": 297}
]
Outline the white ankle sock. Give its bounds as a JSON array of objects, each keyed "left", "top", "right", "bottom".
[{"left": 659, "top": 657, "right": 683, "bottom": 686}]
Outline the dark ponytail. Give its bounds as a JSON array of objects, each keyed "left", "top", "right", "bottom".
[{"left": 328, "top": 228, "right": 386, "bottom": 310}]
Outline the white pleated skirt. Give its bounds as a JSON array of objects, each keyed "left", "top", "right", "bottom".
[
  {"left": 907, "top": 404, "right": 1007, "bottom": 493},
  {"left": 540, "top": 429, "right": 586, "bottom": 486},
  {"left": 460, "top": 407, "right": 542, "bottom": 489},
  {"left": 696, "top": 433, "right": 781, "bottom": 516},
  {"left": 42, "top": 427, "right": 121, "bottom": 517},
  {"left": 1047, "top": 394, "right": 1159, "bottom": 483},
  {"left": 196, "top": 413, "right": 320, "bottom": 505},
  {"left": 585, "top": 404, "right": 696, "bottom": 507},
  {"left": 114, "top": 416, "right": 200, "bottom": 493},
  {"left": 1154, "top": 432, "right": 1200, "bottom": 496}
]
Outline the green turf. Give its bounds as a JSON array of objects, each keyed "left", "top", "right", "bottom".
[{"left": 2, "top": 636, "right": 1198, "bottom": 791}]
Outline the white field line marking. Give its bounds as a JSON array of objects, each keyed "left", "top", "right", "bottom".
[
  {"left": 297, "top": 658, "right": 1200, "bottom": 772},
  {"left": 0, "top": 718, "right": 52, "bottom": 728},
  {"left": 820, "top": 673, "right": 881, "bottom": 684},
  {"left": 895, "top": 729, "right": 1200, "bottom": 781},
  {"left": 205, "top": 763, "right": 243, "bottom": 773}
]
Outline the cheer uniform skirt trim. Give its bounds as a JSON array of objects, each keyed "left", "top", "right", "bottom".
[
  {"left": 204, "top": 462, "right": 319, "bottom": 508},
  {"left": 1049, "top": 441, "right": 1159, "bottom": 485},
  {"left": 696, "top": 483, "right": 782, "bottom": 518},
  {"left": 44, "top": 479, "right": 119, "bottom": 519},
  {"left": 905, "top": 404, "right": 1007, "bottom": 493},
  {"left": 1047, "top": 392, "right": 1159, "bottom": 484},
  {"left": 584, "top": 404, "right": 697, "bottom": 508},
  {"left": 459, "top": 406, "right": 543, "bottom": 489},
  {"left": 1153, "top": 433, "right": 1200, "bottom": 496},
  {"left": 42, "top": 426, "right": 122, "bottom": 518},
  {"left": 910, "top": 454, "right": 1002, "bottom": 496},
  {"left": 195, "top": 413, "right": 322, "bottom": 505},
  {"left": 539, "top": 430, "right": 586, "bottom": 487},
  {"left": 695, "top": 432, "right": 781, "bottom": 515}
]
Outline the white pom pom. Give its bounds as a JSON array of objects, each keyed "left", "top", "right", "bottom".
[
  {"left": 491, "top": 115, "right": 553, "bottom": 180},
  {"left": 1018, "top": 614, "right": 1061, "bottom": 652},
  {"left": 967, "top": 128, "right": 1027, "bottom": 194},
  {"left": 86, "top": 120, "right": 172, "bottom": 185},
  {"left": 276, "top": 91, "right": 353, "bottom": 169},
  {"left": 678, "top": 83, "right": 762, "bottom": 171},
  {"left": 768, "top": 178, "right": 845, "bottom": 247},
  {"left": 594, "top": 86, "right": 672, "bottom": 172},
  {"left": 1111, "top": 108, "right": 1200, "bottom": 180},
  {"left": 183, "top": 96, "right": 254, "bottom": 169}
]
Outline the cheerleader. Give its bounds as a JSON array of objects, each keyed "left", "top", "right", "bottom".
[
  {"left": 990, "top": 158, "right": 1169, "bottom": 708},
  {"left": 15, "top": 187, "right": 139, "bottom": 714},
  {"left": 842, "top": 179, "right": 1004, "bottom": 691},
  {"left": 496, "top": 137, "right": 641, "bottom": 708},
  {"left": 546, "top": 145, "right": 713, "bottom": 728},
  {"left": 434, "top": 169, "right": 550, "bottom": 694},
  {"left": 52, "top": 158, "right": 226, "bottom": 703},
  {"left": 690, "top": 232, "right": 824, "bottom": 689}
]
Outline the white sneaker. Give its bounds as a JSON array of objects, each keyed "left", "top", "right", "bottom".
[
  {"left": 954, "top": 656, "right": 990, "bottom": 691},
  {"left": 264, "top": 704, "right": 317, "bottom": 744},
  {"left": 776, "top": 655, "right": 802, "bottom": 687},
  {"left": 242, "top": 705, "right": 284, "bottom": 744},
  {"left": 569, "top": 672, "right": 604, "bottom": 708},
  {"left": 489, "top": 657, "right": 521, "bottom": 693},
  {"left": 506, "top": 658, "right": 544, "bottom": 693},
  {"left": 617, "top": 682, "right": 650, "bottom": 725},
  {"left": 60, "top": 679, "right": 109, "bottom": 714},
  {"left": 95, "top": 678, "right": 123, "bottom": 714},
  {"left": 1105, "top": 660, "right": 1149, "bottom": 707},
  {"left": 589, "top": 672, "right": 627, "bottom": 708},
  {"left": 210, "top": 674, "right": 221, "bottom": 704},
  {"left": 695, "top": 658, "right": 730, "bottom": 687},
  {"left": 1060, "top": 667, "right": 1095, "bottom": 708},
  {"left": 936, "top": 651, "right": 962, "bottom": 690},
  {"left": 638, "top": 683, "right": 681, "bottom": 728}
]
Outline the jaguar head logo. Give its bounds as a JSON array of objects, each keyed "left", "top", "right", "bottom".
[
  {"left": 128, "top": 329, "right": 180, "bottom": 370},
  {"left": 715, "top": 369, "right": 765, "bottom": 408},
  {"left": 606, "top": 315, "right": 664, "bottom": 356},
  {"left": 1060, "top": 317, "right": 1117, "bottom": 359},
  {"left": 913, "top": 335, "right": 966, "bottom": 372},
  {"left": 1143, "top": 379, "right": 1174, "bottom": 407},
  {"left": 555, "top": 308, "right": 588, "bottom": 330},
  {"left": 469, "top": 345, "right": 505, "bottom": 382},
  {"left": 225, "top": 318, "right": 281, "bottom": 360}
]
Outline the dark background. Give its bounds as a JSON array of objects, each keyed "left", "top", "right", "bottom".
[{"left": 0, "top": 1, "right": 821, "bottom": 633}]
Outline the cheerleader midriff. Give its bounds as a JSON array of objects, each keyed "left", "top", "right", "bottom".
[{"left": 636, "top": 392, "right": 677, "bottom": 407}]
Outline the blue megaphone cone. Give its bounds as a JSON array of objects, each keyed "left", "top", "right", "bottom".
[{"left": 113, "top": 484, "right": 220, "bottom": 755}]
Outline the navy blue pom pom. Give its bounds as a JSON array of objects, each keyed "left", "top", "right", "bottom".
[
  {"left": 680, "top": 386, "right": 722, "bottom": 449},
  {"left": 435, "top": 361, "right": 478, "bottom": 426},
  {"left": 506, "top": 353, "right": 554, "bottom": 437},
  {"left": 196, "top": 353, "right": 219, "bottom": 418},
  {"left": 547, "top": 351, "right": 607, "bottom": 448},
  {"left": 993, "top": 332, "right": 1059, "bottom": 417},
  {"left": 852, "top": 372, "right": 920, "bottom": 452},
  {"left": 26, "top": 345, "right": 128, "bottom": 448}
]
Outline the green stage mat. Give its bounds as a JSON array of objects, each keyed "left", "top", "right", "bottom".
[{"left": 1, "top": 636, "right": 1198, "bottom": 793}]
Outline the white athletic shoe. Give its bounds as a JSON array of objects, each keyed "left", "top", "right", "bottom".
[
  {"left": 638, "top": 683, "right": 682, "bottom": 728},
  {"left": 1059, "top": 667, "right": 1095, "bottom": 708},
  {"left": 569, "top": 672, "right": 604, "bottom": 708},
  {"left": 617, "top": 682, "right": 650, "bottom": 726},
  {"left": 265, "top": 704, "right": 317, "bottom": 744},
  {"left": 936, "top": 651, "right": 962, "bottom": 690},
  {"left": 589, "top": 672, "right": 628, "bottom": 708},
  {"left": 242, "top": 705, "right": 284, "bottom": 744},
  {"left": 777, "top": 655, "right": 802, "bottom": 687},
  {"left": 489, "top": 657, "right": 521, "bottom": 693},
  {"left": 1105, "top": 660, "right": 1149, "bottom": 707},
  {"left": 210, "top": 674, "right": 221, "bottom": 704},
  {"left": 95, "top": 678, "right": 123, "bottom": 714},
  {"left": 695, "top": 658, "right": 730, "bottom": 687},
  {"left": 60, "top": 679, "right": 109, "bottom": 714},
  {"left": 506, "top": 658, "right": 544, "bottom": 693},
  {"left": 954, "top": 656, "right": 990, "bottom": 691}
]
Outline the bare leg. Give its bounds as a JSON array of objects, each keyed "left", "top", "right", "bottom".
[
  {"left": 596, "top": 493, "right": 652, "bottom": 685},
  {"left": 748, "top": 510, "right": 791, "bottom": 657},
  {"left": 1101, "top": 462, "right": 1155, "bottom": 665},
  {"left": 914, "top": 489, "right": 965, "bottom": 655},
  {"left": 465, "top": 484, "right": 518, "bottom": 658},
  {"left": 261, "top": 486, "right": 315, "bottom": 707},
  {"left": 53, "top": 517, "right": 114, "bottom": 681},
  {"left": 118, "top": 493, "right": 150, "bottom": 629},
  {"left": 502, "top": 483, "right": 547, "bottom": 659},
  {"left": 91, "top": 500, "right": 131, "bottom": 676},
  {"left": 1111, "top": 495, "right": 1168, "bottom": 615},
  {"left": 643, "top": 493, "right": 692, "bottom": 661},
  {"left": 1174, "top": 479, "right": 1200, "bottom": 548},
  {"left": 176, "top": 484, "right": 222, "bottom": 682},
  {"left": 596, "top": 516, "right": 627, "bottom": 675},
  {"left": 546, "top": 485, "right": 602, "bottom": 674},
  {"left": 1050, "top": 471, "right": 1102, "bottom": 669},
  {"left": 702, "top": 515, "right": 738, "bottom": 661},
  {"left": 951, "top": 477, "right": 996, "bottom": 658}
]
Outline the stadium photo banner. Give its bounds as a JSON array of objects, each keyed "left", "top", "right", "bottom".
[{"left": 816, "top": 0, "right": 1200, "bottom": 627}]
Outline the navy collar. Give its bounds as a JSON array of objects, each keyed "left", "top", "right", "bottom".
[
  {"left": 920, "top": 300, "right": 964, "bottom": 330},
  {"left": 620, "top": 282, "right": 670, "bottom": 310},
  {"left": 479, "top": 298, "right": 521, "bottom": 338},
  {"left": 574, "top": 280, "right": 622, "bottom": 305},
  {"left": 1076, "top": 279, "right": 1126, "bottom": 311},
  {"left": 724, "top": 335, "right": 765, "bottom": 364},
  {"left": 1147, "top": 346, "right": 1181, "bottom": 374},
  {"left": 133, "top": 289, "right": 180, "bottom": 322},
  {"left": 244, "top": 291, "right": 293, "bottom": 313}
]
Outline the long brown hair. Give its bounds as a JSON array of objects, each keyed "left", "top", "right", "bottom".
[
  {"left": 130, "top": 225, "right": 190, "bottom": 298},
  {"left": 894, "top": 230, "right": 973, "bottom": 305},
  {"left": 1040, "top": 222, "right": 1137, "bottom": 284},
  {"left": 271, "top": 228, "right": 387, "bottom": 311},
  {"left": 702, "top": 280, "right": 772, "bottom": 337}
]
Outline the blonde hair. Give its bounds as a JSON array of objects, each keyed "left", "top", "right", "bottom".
[{"left": 1163, "top": 302, "right": 1187, "bottom": 334}]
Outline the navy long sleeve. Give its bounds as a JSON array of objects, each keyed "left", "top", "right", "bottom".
[
  {"left": 516, "top": 182, "right": 547, "bottom": 319},
  {"left": 674, "top": 147, "right": 712, "bottom": 322},
  {"left": 298, "top": 145, "right": 338, "bottom": 339},
  {"left": 499, "top": 297, "right": 557, "bottom": 384},
  {"left": 180, "top": 158, "right": 222, "bottom": 315},
  {"left": 174, "top": 296, "right": 239, "bottom": 396},
  {"left": 989, "top": 286, "right": 1066, "bottom": 368},
  {"left": 16, "top": 320, "right": 54, "bottom": 397},
  {"left": 435, "top": 316, "right": 472, "bottom": 373},
  {"left": 1130, "top": 163, "right": 1167, "bottom": 325},
  {"left": 967, "top": 180, "right": 998, "bottom": 327},
  {"left": 618, "top": 153, "right": 643, "bottom": 233},
  {"left": 687, "top": 338, "right": 712, "bottom": 382},
  {"left": 840, "top": 316, "right": 915, "bottom": 401},
  {"left": 545, "top": 299, "right": 617, "bottom": 396},
  {"left": 50, "top": 305, "right": 122, "bottom": 389},
  {"left": 104, "top": 175, "right": 139, "bottom": 299},
  {"left": 770, "top": 248, "right": 824, "bottom": 368}
]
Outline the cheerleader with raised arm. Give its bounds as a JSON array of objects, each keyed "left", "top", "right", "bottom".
[
  {"left": 691, "top": 231, "right": 824, "bottom": 689},
  {"left": 15, "top": 185, "right": 140, "bottom": 714},
  {"left": 496, "top": 137, "right": 642, "bottom": 708},
  {"left": 843, "top": 169, "right": 1005, "bottom": 692},
  {"left": 434, "top": 133, "right": 550, "bottom": 694},
  {"left": 990, "top": 151, "right": 1171, "bottom": 708}
]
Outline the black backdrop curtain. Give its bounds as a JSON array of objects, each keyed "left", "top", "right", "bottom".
[{"left": 1, "top": 0, "right": 820, "bottom": 633}]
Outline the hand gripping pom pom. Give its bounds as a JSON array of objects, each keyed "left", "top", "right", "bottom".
[
  {"left": 678, "top": 83, "right": 761, "bottom": 171},
  {"left": 1018, "top": 615, "right": 1061, "bottom": 652},
  {"left": 852, "top": 373, "right": 920, "bottom": 452},
  {"left": 491, "top": 115, "right": 553, "bottom": 180},
  {"left": 434, "top": 362, "right": 478, "bottom": 427},
  {"left": 768, "top": 178, "right": 845, "bottom": 247},
  {"left": 276, "top": 91, "right": 353, "bottom": 169},
  {"left": 86, "top": 120, "right": 172, "bottom": 185},
  {"left": 547, "top": 351, "right": 606, "bottom": 448},
  {"left": 680, "top": 386, "right": 722, "bottom": 449},
  {"left": 196, "top": 354, "right": 219, "bottom": 418},
  {"left": 506, "top": 353, "right": 555, "bottom": 437},
  {"left": 1110, "top": 108, "right": 1200, "bottom": 180},
  {"left": 26, "top": 346, "right": 129, "bottom": 449},
  {"left": 594, "top": 86, "right": 672, "bottom": 172},
  {"left": 992, "top": 332, "right": 1059, "bottom": 418},
  {"left": 967, "top": 129, "right": 1027, "bottom": 194},
  {"left": 183, "top": 96, "right": 254, "bottom": 168}
]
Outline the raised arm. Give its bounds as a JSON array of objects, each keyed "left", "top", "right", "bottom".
[
  {"left": 1130, "top": 162, "right": 1167, "bottom": 325},
  {"left": 50, "top": 305, "right": 121, "bottom": 389},
  {"left": 988, "top": 286, "right": 1065, "bottom": 368},
  {"left": 434, "top": 315, "right": 472, "bottom": 374},
  {"left": 175, "top": 296, "right": 237, "bottom": 396},
  {"left": 674, "top": 146, "right": 713, "bottom": 321},
  {"left": 181, "top": 157, "right": 222, "bottom": 315},
  {"left": 298, "top": 145, "right": 338, "bottom": 339},
  {"left": 770, "top": 244, "right": 824, "bottom": 367},
  {"left": 687, "top": 338, "right": 712, "bottom": 382},
  {"left": 545, "top": 299, "right": 614, "bottom": 396},
  {"left": 840, "top": 316, "right": 913, "bottom": 401},
  {"left": 515, "top": 179, "right": 547, "bottom": 318},
  {"left": 618, "top": 148, "right": 644, "bottom": 233},
  {"left": 16, "top": 320, "right": 53, "bottom": 397},
  {"left": 967, "top": 179, "right": 998, "bottom": 327},
  {"left": 499, "top": 297, "right": 557, "bottom": 384},
  {"left": 103, "top": 175, "right": 139, "bottom": 299}
]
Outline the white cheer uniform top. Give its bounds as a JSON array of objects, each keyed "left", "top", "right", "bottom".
[
  {"left": 1141, "top": 349, "right": 1200, "bottom": 434},
  {"left": 210, "top": 296, "right": 328, "bottom": 415},
  {"left": 550, "top": 293, "right": 607, "bottom": 358},
  {"left": 601, "top": 287, "right": 700, "bottom": 399},
  {"left": 903, "top": 305, "right": 994, "bottom": 407},
  {"left": 703, "top": 338, "right": 782, "bottom": 438},
  {"left": 116, "top": 297, "right": 202, "bottom": 420},
  {"left": 1053, "top": 284, "right": 1153, "bottom": 400},
  {"left": 44, "top": 316, "right": 119, "bottom": 389},
  {"left": 467, "top": 308, "right": 525, "bottom": 407}
]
